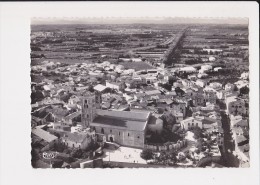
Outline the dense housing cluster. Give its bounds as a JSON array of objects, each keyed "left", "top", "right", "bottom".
[{"left": 31, "top": 23, "right": 249, "bottom": 168}]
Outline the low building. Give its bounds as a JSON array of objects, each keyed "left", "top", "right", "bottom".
[
  {"left": 196, "top": 79, "right": 208, "bottom": 88},
  {"left": 61, "top": 130, "right": 95, "bottom": 150},
  {"left": 170, "top": 100, "right": 187, "bottom": 118},
  {"left": 226, "top": 96, "right": 247, "bottom": 116},
  {"left": 179, "top": 66, "right": 197, "bottom": 73},
  {"left": 225, "top": 83, "right": 235, "bottom": 92},
  {"left": 105, "top": 81, "right": 125, "bottom": 91},
  {"left": 230, "top": 115, "right": 249, "bottom": 128},
  {"left": 64, "top": 111, "right": 81, "bottom": 125},
  {"left": 145, "top": 89, "right": 161, "bottom": 96},
  {"left": 180, "top": 116, "right": 220, "bottom": 132},
  {"left": 32, "top": 126, "right": 58, "bottom": 145},
  {"left": 93, "top": 84, "right": 108, "bottom": 93},
  {"left": 180, "top": 117, "right": 203, "bottom": 130}
]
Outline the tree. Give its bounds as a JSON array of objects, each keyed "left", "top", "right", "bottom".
[
  {"left": 193, "top": 127, "right": 203, "bottom": 139},
  {"left": 233, "top": 85, "right": 238, "bottom": 91},
  {"left": 240, "top": 86, "right": 249, "bottom": 95},
  {"left": 70, "top": 149, "right": 83, "bottom": 158},
  {"left": 161, "top": 112, "right": 176, "bottom": 130},
  {"left": 88, "top": 85, "right": 94, "bottom": 92},
  {"left": 140, "top": 149, "right": 154, "bottom": 160}
]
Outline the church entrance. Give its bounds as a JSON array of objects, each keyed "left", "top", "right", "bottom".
[{"left": 109, "top": 137, "right": 114, "bottom": 142}]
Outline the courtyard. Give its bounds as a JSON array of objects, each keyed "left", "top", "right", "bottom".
[{"left": 102, "top": 146, "right": 147, "bottom": 164}]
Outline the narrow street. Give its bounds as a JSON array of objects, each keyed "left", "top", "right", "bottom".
[{"left": 220, "top": 111, "right": 238, "bottom": 167}]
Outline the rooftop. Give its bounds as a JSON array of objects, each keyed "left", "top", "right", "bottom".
[
  {"left": 94, "top": 84, "right": 107, "bottom": 92},
  {"left": 91, "top": 110, "right": 150, "bottom": 131},
  {"left": 31, "top": 126, "right": 58, "bottom": 143},
  {"left": 65, "top": 111, "right": 81, "bottom": 120},
  {"left": 62, "top": 132, "right": 90, "bottom": 143},
  {"left": 145, "top": 89, "right": 161, "bottom": 96}
]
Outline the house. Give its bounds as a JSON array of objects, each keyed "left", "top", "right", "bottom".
[
  {"left": 196, "top": 79, "right": 207, "bottom": 88},
  {"left": 184, "top": 87, "right": 197, "bottom": 98},
  {"left": 93, "top": 84, "right": 108, "bottom": 93},
  {"left": 51, "top": 107, "right": 69, "bottom": 122},
  {"left": 144, "top": 76, "right": 157, "bottom": 84},
  {"left": 64, "top": 111, "right": 81, "bottom": 125},
  {"left": 188, "top": 75, "right": 197, "bottom": 81},
  {"left": 193, "top": 92, "right": 206, "bottom": 106},
  {"left": 52, "top": 122, "right": 71, "bottom": 132},
  {"left": 204, "top": 91, "right": 217, "bottom": 104},
  {"left": 201, "top": 117, "right": 220, "bottom": 132},
  {"left": 230, "top": 115, "right": 249, "bottom": 128},
  {"left": 200, "top": 65, "right": 212, "bottom": 73},
  {"left": 134, "top": 93, "right": 146, "bottom": 101},
  {"left": 180, "top": 116, "right": 220, "bottom": 132},
  {"left": 106, "top": 81, "right": 125, "bottom": 91},
  {"left": 209, "top": 82, "right": 222, "bottom": 91},
  {"left": 170, "top": 100, "right": 187, "bottom": 118},
  {"left": 214, "top": 67, "right": 222, "bottom": 72},
  {"left": 234, "top": 80, "right": 249, "bottom": 89},
  {"left": 197, "top": 73, "right": 208, "bottom": 79},
  {"left": 182, "top": 79, "right": 193, "bottom": 88},
  {"left": 180, "top": 117, "right": 203, "bottom": 130},
  {"left": 68, "top": 95, "right": 81, "bottom": 106},
  {"left": 226, "top": 96, "right": 247, "bottom": 116},
  {"left": 31, "top": 126, "right": 58, "bottom": 145},
  {"left": 145, "top": 89, "right": 161, "bottom": 96},
  {"left": 240, "top": 72, "right": 249, "bottom": 80},
  {"left": 216, "top": 90, "right": 225, "bottom": 100},
  {"left": 179, "top": 66, "right": 197, "bottom": 73},
  {"left": 31, "top": 107, "right": 54, "bottom": 126},
  {"left": 174, "top": 112, "right": 184, "bottom": 122},
  {"left": 225, "top": 83, "right": 235, "bottom": 92},
  {"left": 61, "top": 130, "right": 95, "bottom": 150}
]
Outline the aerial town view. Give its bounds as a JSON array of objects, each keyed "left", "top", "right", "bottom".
[{"left": 30, "top": 18, "right": 250, "bottom": 168}]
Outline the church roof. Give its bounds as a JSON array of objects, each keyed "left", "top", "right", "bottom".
[{"left": 91, "top": 110, "right": 150, "bottom": 131}]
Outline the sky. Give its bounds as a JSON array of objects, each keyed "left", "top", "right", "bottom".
[{"left": 31, "top": 17, "right": 248, "bottom": 25}]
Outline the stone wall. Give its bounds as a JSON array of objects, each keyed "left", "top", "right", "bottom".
[{"left": 145, "top": 139, "right": 187, "bottom": 152}]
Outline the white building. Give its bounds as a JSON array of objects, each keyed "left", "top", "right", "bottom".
[
  {"left": 225, "top": 83, "right": 235, "bottom": 92},
  {"left": 179, "top": 66, "right": 197, "bottom": 73},
  {"left": 196, "top": 79, "right": 207, "bottom": 88},
  {"left": 240, "top": 72, "right": 249, "bottom": 80},
  {"left": 180, "top": 117, "right": 203, "bottom": 130},
  {"left": 209, "top": 82, "right": 222, "bottom": 90},
  {"left": 200, "top": 65, "right": 212, "bottom": 73}
]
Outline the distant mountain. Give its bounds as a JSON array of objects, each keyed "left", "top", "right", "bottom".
[{"left": 31, "top": 17, "right": 248, "bottom": 25}]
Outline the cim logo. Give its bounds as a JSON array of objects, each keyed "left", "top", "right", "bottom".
[{"left": 42, "top": 152, "right": 58, "bottom": 159}]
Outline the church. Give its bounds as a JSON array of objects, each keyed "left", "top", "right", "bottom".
[{"left": 81, "top": 92, "right": 151, "bottom": 148}]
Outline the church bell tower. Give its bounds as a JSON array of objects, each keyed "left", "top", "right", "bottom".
[{"left": 81, "top": 92, "right": 102, "bottom": 128}]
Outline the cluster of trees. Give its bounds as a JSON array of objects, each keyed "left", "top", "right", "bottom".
[
  {"left": 156, "top": 44, "right": 169, "bottom": 49},
  {"left": 31, "top": 53, "right": 45, "bottom": 59},
  {"left": 41, "top": 39, "right": 63, "bottom": 44},
  {"left": 140, "top": 149, "right": 179, "bottom": 166},
  {"left": 184, "top": 58, "right": 203, "bottom": 65},
  {"left": 51, "top": 140, "right": 100, "bottom": 160},
  {"left": 140, "top": 149, "right": 154, "bottom": 160},
  {"left": 31, "top": 46, "right": 42, "bottom": 51},
  {"left": 162, "top": 32, "right": 185, "bottom": 66},
  {"left": 239, "top": 86, "right": 249, "bottom": 95}
]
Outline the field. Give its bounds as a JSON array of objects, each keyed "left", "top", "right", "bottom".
[
  {"left": 31, "top": 58, "right": 94, "bottom": 66},
  {"left": 120, "top": 61, "right": 155, "bottom": 71}
]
